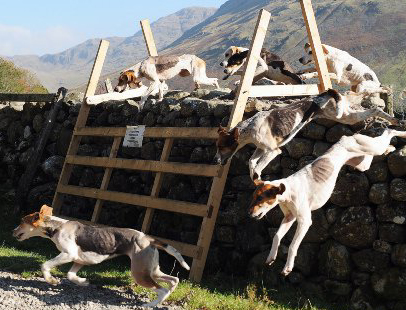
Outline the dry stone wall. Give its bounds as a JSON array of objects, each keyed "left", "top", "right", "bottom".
[{"left": 1, "top": 89, "right": 406, "bottom": 309}]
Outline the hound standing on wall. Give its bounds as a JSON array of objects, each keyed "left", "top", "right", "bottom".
[
  {"left": 214, "top": 89, "right": 398, "bottom": 181},
  {"left": 248, "top": 128, "right": 406, "bottom": 276},
  {"left": 299, "top": 43, "right": 386, "bottom": 93},
  {"left": 114, "top": 54, "right": 219, "bottom": 108},
  {"left": 13, "top": 205, "right": 190, "bottom": 308}
]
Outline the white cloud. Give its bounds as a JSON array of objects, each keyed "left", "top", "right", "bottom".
[{"left": 0, "top": 24, "right": 86, "bottom": 56}]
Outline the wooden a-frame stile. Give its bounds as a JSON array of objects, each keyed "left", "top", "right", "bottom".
[{"left": 52, "top": 1, "right": 330, "bottom": 283}]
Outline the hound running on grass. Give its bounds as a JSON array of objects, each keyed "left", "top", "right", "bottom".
[{"left": 13, "top": 205, "right": 190, "bottom": 308}]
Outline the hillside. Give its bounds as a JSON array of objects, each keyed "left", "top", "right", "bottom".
[
  {"left": 161, "top": 0, "right": 406, "bottom": 91},
  {"left": 0, "top": 58, "right": 47, "bottom": 94},
  {"left": 9, "top": 7, "right": 217, "bottom": 91}
]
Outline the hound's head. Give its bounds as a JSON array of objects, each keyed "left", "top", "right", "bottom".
[
  {"left": 314, "top": 89, "right": 344, "bottom": 119},
  {"left": 248, "top": 180, "right": 286, "bottom": 220},
  {"left": 213, "top": 125, "right": 239, "bottom": 165},
  {"left": 220, "top": 46, "right": 247, "bottom": 67},
  {"left": 222, "top": 50, "right": 249, "bottom": 80},
  {"left": 299, "top": 43, "right": 329, "bottom": 65},
  {"left": 13, "top": 205, "right": 53, "bottom": 241},
  {"left": 114, "top": 70, "right": 143, "bottom": 92}
]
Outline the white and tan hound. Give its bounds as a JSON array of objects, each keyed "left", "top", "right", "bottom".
[
  {"left": 248, "top": 128, "right": 406, "bottom": 276},
  {"left": 115, "top": 54, "right": 219, "bottom": 108},
  {"left": 13, "top": 205, "right": 190, "bottom": 308}
]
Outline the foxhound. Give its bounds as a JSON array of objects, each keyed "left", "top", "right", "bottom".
[
  {"left": 299, "top": 43, "right": 387, "bottom": 94},
  {"left": 248, "top": 128, "right": 406, "bottom": 276},
  {"left": 214, "top": 89, "right": 399, "bottom": 181},
  {"left": 114, "top": 54, "right": 219, "bottom": 108},
  {"left": 220, "top": 46, "right": 304, "bottom": 85},
  {"left": 13, "top": 205, "right": 190, "bottom": 308}
]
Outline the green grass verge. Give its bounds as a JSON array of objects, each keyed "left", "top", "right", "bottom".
[{"left": 0, "top": 199, "right": 347, "bottom": 310}]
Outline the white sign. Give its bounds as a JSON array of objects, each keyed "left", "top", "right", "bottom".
[{"left": 123, "top": 125, "right": 146, "bottom": 148}]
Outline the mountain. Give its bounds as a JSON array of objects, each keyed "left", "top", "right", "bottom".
[
  {"left": 9, "top": 7, "right": 217, "bottom": 91},
  {"left": 0, "top": 58, "right": 47, "bottom": 94},
  {"left": 160, "top": 0, "right": 406, "bottom": 91},
  {"left": 9, "top": 0, "right": 406, "bottom": 93}
]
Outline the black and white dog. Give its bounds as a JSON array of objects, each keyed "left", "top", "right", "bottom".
[{"left": 220, "top": 46, "right": 304, "bottom": 85}]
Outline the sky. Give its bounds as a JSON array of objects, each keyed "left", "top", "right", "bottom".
[{"left": 0, "top": 0, "right": 226, "bottom": 56}]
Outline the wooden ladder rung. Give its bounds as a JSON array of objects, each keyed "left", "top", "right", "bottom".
[
  {"left": 74, "top": 127, "right": 218, "bottom": 139},
  {"left": 249, "top": 84, "right": 320, "bottom": 97},
  {"left": 65, "top": 155, "right": 223, "bottom": 177},
  {"left": 57, "top": 184, "right": 210, "bottom": 217},
  {"left": 57, "top": 216, "right": 202, "bottom": 259}
]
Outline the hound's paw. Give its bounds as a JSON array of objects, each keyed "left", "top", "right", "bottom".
[
  {"left": 281, "top": 267, "right": 292, "bottom": 276},
  {"left": 141, "top": 301, "right": 159, "bottom": 308},
  {"left": 45, "top": 276, "right": 60, "bottom": 286},
  {"left": 265, "top": 258, "right": 275, "bottom": 266},
  {"left": 75, "top": 278, "right": 90, "bottom": 286}
]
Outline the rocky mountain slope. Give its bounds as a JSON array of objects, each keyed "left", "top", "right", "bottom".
[{"left": 9, "top": 7, "right": 217, "bottom": 91}]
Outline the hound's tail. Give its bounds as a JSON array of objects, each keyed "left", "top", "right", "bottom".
[{"left": 147, "top": 237, "right": 190, "bottom": 270}]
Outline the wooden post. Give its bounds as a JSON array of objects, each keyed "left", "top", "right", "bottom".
[
  {"left": 188, "top": 9, "right": 272, "bottom": 283},
  {"left": 91, "top": 136, "right": 122, "bottom": 222},
  {"left": 53, "top": 40, "right": 109, "bottom": 214},
  {"left": 300, "top": 0, "right": 332, "bottom": 91},
  {"left": 16, "top": 87, "right": 66, "bottom": 213},
  {"left": 140, "top": 19, "right": 158, "bottom": 57},
  {"left": 105, "top": 78, "right": 113, "bottom": 93}
]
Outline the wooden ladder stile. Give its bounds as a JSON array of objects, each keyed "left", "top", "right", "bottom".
[{"left": 52, "top": 1, "right": 331, "bottom": 283}]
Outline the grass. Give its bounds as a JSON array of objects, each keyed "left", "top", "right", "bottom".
[
  {"left": 0, "top": 198, "right": 347, "bottom": 310},
  {"left": 0, "top": 57, "right": 48, "bottom": 93}
]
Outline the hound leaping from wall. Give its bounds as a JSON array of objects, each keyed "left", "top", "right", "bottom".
[
  {"left": 114, "top": 54, "right": 219, "bottom": 108},
  {"left": 248, "top": 128, "right": 406, "bottom": 276},
  {"left": 214, "top": 89, "right": 399, "bottom": 181},
  {"left": 299, "top": 43, "right": 387, "bottom": 94},
  {"left": 13, "top": 205, "right": 190, "bottom": 308}
]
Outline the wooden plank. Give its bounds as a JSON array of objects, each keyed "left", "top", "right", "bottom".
[
  {"left": 74, "top": 127, "right": 218, "bottom": 139},
  {"left": 227, "top": 9, "right": 271, "bottom": 129},
  {"left": 249, "top": 84, "right": 320, "bottom": 97},
  {"left": 140, "top": 19, "right": 158, "bottom": 57},
  {"left": 57, "top": 184, "right": 210, "bottom": 217},
  {"left": 142, "top": 138, "right": 173, "bottom": 233},
  {"left": 91, "top": 136, "right": 122, "bottom": 223},
  {"left": 0, "top": 93, "right": 56, "bottom": 102},
  {"left": 53, "top": 40, "right": 110, "bottom": 214},
  {"left": 65, "top": 155, "right": 221, "bottom": 177},
  {"left": 300, "top": 0, "right": 332, "bottom": 92},
  {"left": 86, "top": 86, "right": 148, "bottom": 104},
  {"left": 189, "top": 10, "right": 272, "bottom": 282},
  {"left": 104, "top": 78, "right": 113, "bottom": 93},
  {"left": 57, "top": 215, "right": 202, "bottom": 258}
]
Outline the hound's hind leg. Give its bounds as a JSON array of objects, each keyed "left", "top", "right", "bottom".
[{"left": 67, "top": 263, "right": 89, "bottom": 286}]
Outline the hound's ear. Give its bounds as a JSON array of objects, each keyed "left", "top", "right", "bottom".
[
  {"left": 278, "top": 183, "right": 286, "bottom": 195},
  {"left": 322, "top": 45, "right": 329, "bottom": 55},
  {"left": 218, "top": 125, "right": 226, "bottom": 134},
  {"left": 304, "top": 42, "right": 311, "bottom": 49},
  {"left": 232, "top": 127, "right": 239, "bottom": 140},
  {"left": 40, "top": 205, "right": 53, "bottom": 217},
  {"left": 254, "top": 179, "right": 264, "bottom": 187}
]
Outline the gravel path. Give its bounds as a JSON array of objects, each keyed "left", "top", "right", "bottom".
[{"left": 0, "top": 271, "right": 183, "bottom": 310}]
